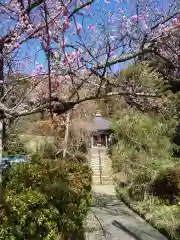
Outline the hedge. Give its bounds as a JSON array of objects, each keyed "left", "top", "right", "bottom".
[{"left": 0, "top": 154, "right": 92, "bottom": 240}]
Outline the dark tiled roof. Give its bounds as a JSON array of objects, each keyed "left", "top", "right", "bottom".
[{"left": 92, "top": 113, "right": 111, "bottom": 131}]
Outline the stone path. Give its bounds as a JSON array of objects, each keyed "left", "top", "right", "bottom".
[
  {"left": 90, "top": 148, "right": 113, "bottom": 185},
  {"left": 85, "top": 185, "right": 168, "bottom": 240}
]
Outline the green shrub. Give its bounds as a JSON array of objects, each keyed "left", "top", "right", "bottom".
[
  {"left": 74, "top": 152, "right": 88, "bottom": 163},
  {"left": 3, "top": 133, "right": 27, "bottom": 156},
  {"left": 37, "top": 141, "right": 57, "bottom": 159},
  {"left": 1, "top": 155, "right": 92, "bottom": 239},
  {"left": 128, "top": 170, "right": 152, "bottom": 201},
  {"left": 151, "top": 166, "right": 180, "bottom": 203}
]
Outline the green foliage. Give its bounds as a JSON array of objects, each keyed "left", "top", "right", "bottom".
[
  {"left": 1, "top": 155, "right": 92, "bottom": 239},
  {"left": 99, "top": 62, "right": 168, "bottom": 118},
  {"left": 110, "top": 110, "right": 177, "bottom": 185},
  {"left": 120, "top": 62, "right": 165, "bottom": 93},
  {"left": 151, "top": 166, "right": 180, "bottom": 203},
  {"left": 103, "top": 60, "right": 180, "bottom": 239},
  {"left": 37, "top": 141, "right": 57, "bottom": 159},
  {"left": 3, "top": 134, "right": 28, "bottom": 156},
  {"left": 110, "top": 109, "right": 180, "bottom": 239},
  {"left": 74, "top": 152, "right": 88, "bottom": 163},
  {"left": 128, "top": 170, "right": 152, "bottom": 201}
]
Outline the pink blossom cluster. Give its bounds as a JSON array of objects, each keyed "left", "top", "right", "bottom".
[
  {"left": 1, "top": 0, "right": 179, "bottom": 106},
  {"left": 62, "top": 17, "right": 71, "bottom": 31},
  {"left": 62, "top": 49, "right": 82, "bottom": 66}
]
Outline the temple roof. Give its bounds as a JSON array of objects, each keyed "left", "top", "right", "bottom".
[{"left": 91, "top": 112, "right": 111, "bottom": 131}]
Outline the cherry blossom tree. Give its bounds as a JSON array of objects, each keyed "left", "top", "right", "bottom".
[
  {"left": 0, "top": 0, "right": 179, "bottom": 203},
  {"left": 1, "top": 0, "right": 179, "bottom": 121}
]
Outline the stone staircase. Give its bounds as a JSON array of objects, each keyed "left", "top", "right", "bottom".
[{"left": 89, "top": 147, "right": 113, "bottom": 185}]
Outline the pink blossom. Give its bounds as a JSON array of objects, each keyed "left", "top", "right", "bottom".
[
  {"left": 122, "top": 16, "right": 127, "bottom": 21},
  {"left": 61, "top": 40, "right": 67, "bottom": 48},
  {"left": 65, "top": 75, "right": 71, "bottom": 81},
  {"left": 77, "top": 48, "right": 82, "bottom": 55},
  {"left": 105, "top": 0, "right": 110, "bottom": 4},
  {"left": 110, "top": 51, "right": 115, "bottom": 57},
  {"left": 70, "top": 51, "right": 77, "bottom": 59},
  {"left": 62, "top": 55, "right": 69, "bottom": 64},
  {"left": 54, "top": 53, "right": 59, "bottom": 60},
  {"left": 14, "top": 42, "right": 20, "bottom": 48},
  {"left": 51, "top": 80, "right": 60, "bottom": 89},
  {"left": 138, "top": 15, "right": 144, "bottom": 20},
  {"left": 30, "top": 71, "right": 36, "bottom": 77},
  {"left": 142, "top": 21, "right": 149, "bottom": 30},
  {"left": 88, "top": 24, "right": 95, "bottom": 30},
  {"left": 54, "top": 81, "right": 60, "bottom": 88},
  {"left": 62, "top": 17, "right": 70, "bottom": 31},
  {"left": 44, "top": 44, "right": 50, "bottom": 51},
  {"left": 118, "top": 8, "right": 124, "bottom": 13},
  {"left": 131, "top": 15, "right": 138, "bottom": 23},
  {"left": 62, "top": 53, "right": 73, "bottom": 64},
  {"left": 62, "top": 8, "right": 69, "bottom": 17},
  {"left": 172, "top": 18, "right": 178, "bottom": 26},
  {"left": 76, "top": 23, "right": 82, "bottom": 33},
  {"left": 85, "top": 5, "right": 90, "bottom": 10},
  {"left": 154, "top": 8, "right": 158, "bottom": 12},
  {"left": 36, "top": 64, "right": 44, "bottom": 73}
]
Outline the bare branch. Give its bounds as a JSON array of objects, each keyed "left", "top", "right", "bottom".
[{"left": 95, "top": 48, "right": 153, "bottom": 69}]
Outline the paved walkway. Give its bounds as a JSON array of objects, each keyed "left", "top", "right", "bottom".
[{"left": 85, "top": 185, "right": 168, "bottom": 240}]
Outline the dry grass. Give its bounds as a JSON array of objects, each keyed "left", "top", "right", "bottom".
[{"left": 117, "top": 188, "right": 180, "bottom": 240}]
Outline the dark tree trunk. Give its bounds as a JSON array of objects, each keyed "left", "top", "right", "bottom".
[{"left": 0, "top": 44, "right": 4, "bottom": 205}]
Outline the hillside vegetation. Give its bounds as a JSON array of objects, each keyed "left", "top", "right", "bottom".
[{"left": 105, "top": 63, "right": 180, "bottom": 239}]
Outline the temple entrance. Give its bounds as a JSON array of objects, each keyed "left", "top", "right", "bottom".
[
  {"left": 89, "top": 112, "right": 112, "bottom": 149},
  {"left": 92, "top": 134, "right": 108, "bottom": 148}
]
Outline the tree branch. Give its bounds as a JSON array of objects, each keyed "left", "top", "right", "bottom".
[
  {"left": 10, "top": 90, "right": 160, "bottom": 119},
  {"left": 68, "top": 0, "right": 95, "bottom": 19},
  {"left": 95, "top": 48, "right": 153, "bottom": 69}
]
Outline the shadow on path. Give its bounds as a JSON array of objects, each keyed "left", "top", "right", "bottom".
[
  {"left": 87, "top": 186, "right": 168, "bottom": 240},
  {"left": 112, "top": 220, "right": 141, "bottom": 240}
]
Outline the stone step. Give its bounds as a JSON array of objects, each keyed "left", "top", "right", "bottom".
[
  {"left": 91, "top": 164, "right": 109, "bottom": 167},
  {"left": 92, "top": 172, "right": 112, "bottom": 177},
  {"left": 92, "top": 177, "right": 112, "bottom": 181},
  {"left": 92, "top": 175, "right": 112, "bottom": 178},
  {"left": 91, "top": 166, "right": 110, "bottom": 170},
  {"left": 91, "top": 168, "right": 104, "bottom": 171},
  {"left": 92, "top": 176, "right": 112, "bottom": 180},
  {"left": 91, "top": 163, "right": 110, "bottom": 166},
  {"left": 91, "top": 159, "right": 110, "bottom": 163},
  {"left": 90, "top": 154, "right": 108, "bottom": 157},
  {"left": 92, "top": 177, "right": 113, "bottom": 180},
  {"left": 90, "top": 160, "right": 109, "bottom": 163},
  {"left": 90, "top": 163, "right": 101, "bottom": 166},
  {"left": 92, "top": 172, "right": 111, "bottom": 174},
  {"left": 92, "top": 180, "right": 112, "bottom": 185},
  {"left": 90, "top": 158, "right": 109, "bottom": 160},
  {"left": 91, "top": 162, "right": 110, "bottom": 166},
  {"left": 90, "top": 155, "right": 109, "bottom": 158},
  {"left": 93, "top": 179, "right": 113, "bottom": 182}
]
